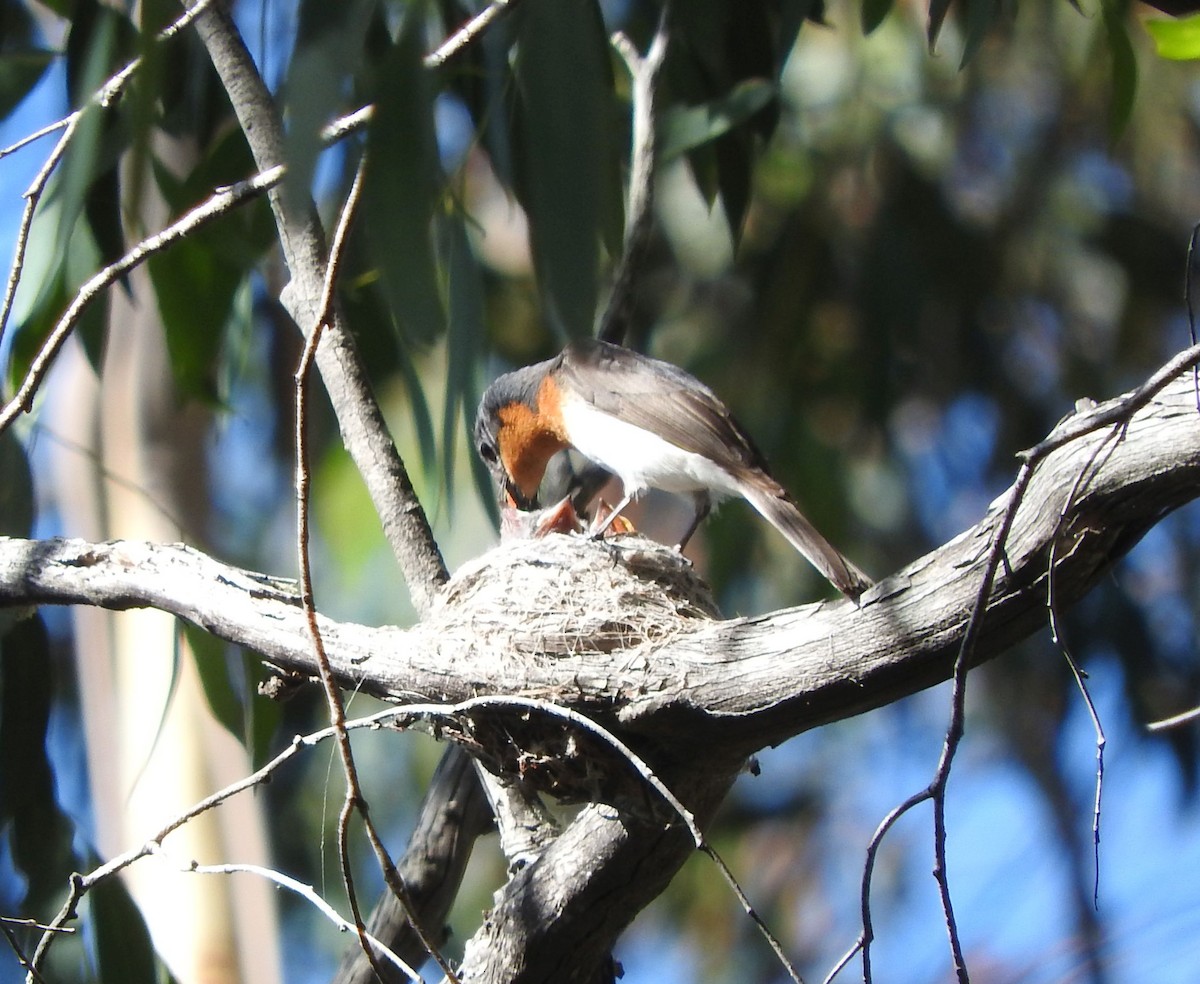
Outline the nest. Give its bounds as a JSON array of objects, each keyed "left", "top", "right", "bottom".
[
  {"left": 414, "top": 531, "right": 723, "bottom": 803},
  {"left": 432, "top": 531, "right": 721, "bottom": 659}
]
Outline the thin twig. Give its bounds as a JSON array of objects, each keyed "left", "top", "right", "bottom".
[
  {"left": 294, "top": 160, "right": 457, "bottom": 982},
  {"left": 702, "top": 844, "right": 805, "bottom": 984},
  {"left": 426, "top": 0, "right": 519, "bottom": 69},
  {"left": 0, "top": 118, "right": 70, "bottom": 161},
  {"left": 387, "top": 694, "right": 702, "bottom": 843},
  {"left": 321, "top": 0, "right": 524, "bottom": 145},
  {"left": 0, "top": 920, "right": 49, "bottom": 984},
  {"left": 0, "top": 0, "right": 217, "bottom": 352},
  {"left": 378, "top": 694, "right": 805, "bottom": 983},
  {"left": 1047, "top": 427, "right": 1121, "bottom": 910},
  {"left": 25, "top": 713, "right": 390, "bottom": 978},
  {"left": 0, "top": 164, "right": 282, "bottom": 434},
  {"left": 1020, "top": 341, "right": 1200, "bottom": 464},
  {"left": 599, "top": 9, "right": 670, "bottom": 346},
  {"left": 856, "top": 787, "right": 935, "bottom": 981},
  {"left": 847, "top": 345, "right": 1200, "bottom": 983},
  {"left": 152, "top": 849, "right": 422, "bottom": 982}
]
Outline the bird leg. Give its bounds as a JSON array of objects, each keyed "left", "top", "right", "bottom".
[
  {"left": 588, "top": 491, "right": 634, "bottom": 539},
  {"left": 675, "top": 493, "right": 711, "bottom": 551}
]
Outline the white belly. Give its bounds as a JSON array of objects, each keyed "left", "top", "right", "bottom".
[{"left": 559, "top": 397, "right": 740, "bottom": 498}]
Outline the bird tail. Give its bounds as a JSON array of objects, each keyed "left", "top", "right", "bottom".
[{"left": 740, "top": 479, "right": 873, "bottom": 601}]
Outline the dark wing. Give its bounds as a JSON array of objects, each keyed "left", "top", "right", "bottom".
[{"left": 557, "top": 339, "right": 771, "bottom": 478}]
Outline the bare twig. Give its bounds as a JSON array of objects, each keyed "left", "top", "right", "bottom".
[
  {"left": 333, "top": 746, "right": 492, "bottom": 984},
  {"left": 849, "top": 345, "right": 1200, "bottom": 983},
  {"left": 295, "top": 160, "right": 395, "bottom": 984},
  {"left": 25, "top": 709, "right": 411, "bottom": 978},
  {"left": 380, "top": 694, "right": 805, "bottom": 983},
  {"left": 295, "top": 161, "right": 458, "bottom": 983},
  {"left": 854, "top": 459, "right": 1034, "bottom": 983},
  {"left": 321, "top": 0, "right": 524, "bottom": 144},
  {"left": 426, "top": 0, "right": 520, "bottom": 69},
  {"left": 599, "top": 10, "right": 670, "bottom": 346},
  {"left": 702, "top": 845, "right": 806, "bottom": 984},
  {"left": 0, "top": 0, "right": 217, "bottom": 353},
  {"left": 187, "top": 0, "right": 449, "bottom": 612},
  {"left": 0, "top": 164, "right": 281, "bottom": 434},
  {"left": 0, "top": 919, "right": 49, "bottom": 984},
  {"left": 153, "top": 849, "right": 421, "bottom": 982},
  {"left": 1047, "top": 427, "right": 1121, "bottom": 910}
]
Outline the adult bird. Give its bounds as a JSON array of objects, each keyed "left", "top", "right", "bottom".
[{"left": 474, "top": 339, "right": 872, "bottom": 600}]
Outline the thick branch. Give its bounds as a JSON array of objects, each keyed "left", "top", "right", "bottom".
[
  {"left": 184, "top": 0, "right": 447, "bottom": 612},
  {"left": 3, "top": 369, "right": 1199, "bottom": 760},
  {"left": 333, "top": 746, "right": 493, "bottom": 984}
]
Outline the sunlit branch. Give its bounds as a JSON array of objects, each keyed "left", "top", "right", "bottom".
[
  {"left": 0, "top": 0, "right": 217, "bottom": 354},
  {"left": 25, "top": 709, "right": 404, "bottom": 978},
  {"left": 294, "top": 158, "right": 457, "bottom": 983},
  {"left": 152, "top": 850, "right": 421, "bottom": 983},
  {"left": 600, "top": 9, "right": 670, "bottom": 346},
  {"left": 0, "top": 165, "right": 281, "bottom": 435}
]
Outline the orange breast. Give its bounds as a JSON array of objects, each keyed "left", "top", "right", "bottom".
[{"left": 497, "top": 375, "right": 571, "bottom": 501}]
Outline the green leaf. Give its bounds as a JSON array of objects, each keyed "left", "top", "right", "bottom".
[
  {"left": 146, "top": 234, "right": 242, "bottom": 403},
  {"left": 715, "top": 129, "right": 754, "bottom": 242},
  {"left": 960, "top": 0, "right": 1002, "bottom": 67},
  {"left": 862, "top": 0, "right": 895, "bottom": 34},
  {"left": 659, "top": 79, "right": 777, "bottom": 163},
  {"left": 7, "top": 225, "right": 109, "bottom": 390},
  {"left": 442, "top": 213, "right": 487, "bottom": 500},
  {"left": 0, "top": 431, "right": 33, "bottom": 539},
  {"left": 55, "top": 6, "right": 134, "bottom": 297},
  {"left": 1103, "top": 0, "right": 1138, "bottom": 139},
  {"left": 513, "top": 0, "right": 614, "bottom": 339},
  {"left": 396, "top": 345, "right": 438, "bottom": 476},
  {"left": 88, "top": 873, "right": 162, "bottom": 984},
  {"left": 183, "top": 624, "right": 279, "bottom": 765},
  {"left": 0, "top": 616, "right": 77, "bottom": 911},
  {"left": 928, "top": 0, "right": 955, "bottom": 48},
  {"left": 85, "top": 162, "right": 127, "bottom": 285},
  {"left": 183, "top": 624, "right": 243, "bottom": 743},
  {"left": 284, "top": 0, "right": 375, "bottom": 203},
  {"left": 1146, "top": 14, "right": 1200, "bottom": 60},
  {"left": 363, "top": 11, "right": 446, "bottom": 345},
  {"left": 0, "top": 50, "right": 54, "bottom": 123}
]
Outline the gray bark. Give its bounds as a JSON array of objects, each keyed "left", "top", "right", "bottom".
[{"left": 3, "top": 362, "right": 1199, "bottom": 980}]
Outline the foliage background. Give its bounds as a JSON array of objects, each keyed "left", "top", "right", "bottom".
[{"left": 2, "top": 0, "right": 1200, "bottom": 981}]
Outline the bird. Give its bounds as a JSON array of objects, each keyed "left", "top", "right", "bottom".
[{"left": 474, "top": 338, "right": 872, "bottom": 600}]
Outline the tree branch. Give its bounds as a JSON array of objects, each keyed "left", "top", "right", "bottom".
[
  {"left": 184, "top": 0, "right": 448, "bottom": 613},
  {"left": 4, "top": 362, "right": 1199, "bottom": 757},
  {"left": 6, "top": 354, "right": 1200, "bottom": 981}
]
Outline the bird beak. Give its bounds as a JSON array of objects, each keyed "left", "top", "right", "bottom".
[
  {"left": 505, "top": 478, "right": 538, "bottom": 511},
  {"left": 488, "top": 461, "right": 538, "bottom": 511}
]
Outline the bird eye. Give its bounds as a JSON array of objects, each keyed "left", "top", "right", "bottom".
[{"left": 479, "top": 441, "right": 498, "bottom": 465}]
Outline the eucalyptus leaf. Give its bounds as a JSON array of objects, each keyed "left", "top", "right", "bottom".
[
  {"left": 0, "top": 431, "right": 33, "bottom": 539},
  {"left": 1145, "top": 14, "right": 1200, "bottom": 60},
  {"left": 1103, "top": 0, "right": 1138, "bottom": 139},
  {"left": 363, "top": 11, "right": 446, "bottom": 345},
  {"left": 89, "top": 873, "right": 162, "bottom": 984},
  {"left": 0, "top": 49, "right": 54, "bottom": 123},
  {"left": 442, "top": 213, "right": 487, "bottom": 500},
  {"left": 513, "top": 0, "right": 614, "bottom": 339},
  {"left": 928, "top": 0, "right": 954, "bottom": 48},
  {"left": 862, "top": 0, "right": 895, "bottom": 34},
  {"left": 0, "top": 616, "right": 77, "bottom": 911},
  {"left": 659, "top": 79, "right": 777, "bottom": 163}
]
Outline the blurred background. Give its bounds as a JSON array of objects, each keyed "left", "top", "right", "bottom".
[{"left": 2, "top": 0, "right": 1200, "bottom": 981}]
